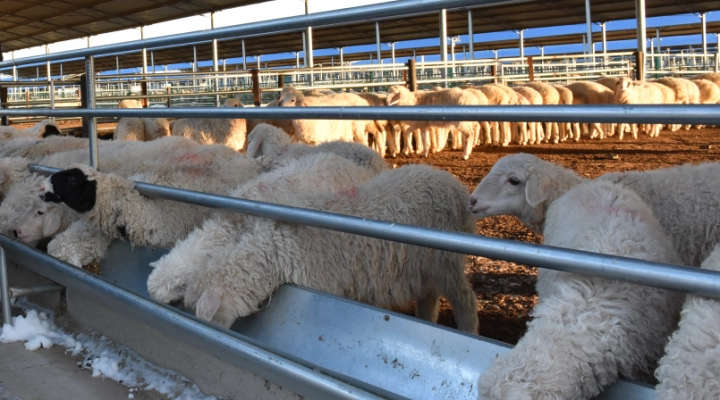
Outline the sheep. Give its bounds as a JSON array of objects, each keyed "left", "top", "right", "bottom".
[
  {"left": 484, "top": 83, "right": 528, "bottom": 146},
  {"left": 223, "top": 98, "right": 243, "bottom": 108},
  {"left": 355, "top": 91, "right": 394, "bottom": 157},
  {"left": 245, "top": 124, "right": 389, "bottom": 175},
  {"left": 565, "top": 81, "right": 614, "bottom": 140},
  {"left": 595, "top": 76, "right": 619, "bottom": 90},
  {"left": 524, "top": 82, "right": 560, "bottom": 143},
  {"left": 513, "top": 86, "right": 543, "bottom": 145},
  {"left": 387, "top": 85, "right": 480, "bottom": 160},
  {"left": 245, "top": 97, "right": 296, "bottom": 140},
  {"left": 479, "top": 179, "right": 684, "bottom": 399},
  {"left": 461, "top": 88, "right": 491, "bottom": 147},
  {"left": 692, "top": 78, "right": 720, "bottom": 104},
  {"left": 612, "top": 77, "right": 666, "bottom": 139},
  {"left": 654, "top": 244, "right": 720, "bottom": 400},
  {"left": 693, "top": 72, "right": 720, "bottom": 86},
  {"left": 0, "top": 120, "right": 62, "bottom": 140},
  {"left": 147, "top": 152, "right": 383, "bottom": 305},
  {"left": 652, "top": 77, "right": 700, "bottom": 130},
  {"left": 12, "top": 196, "right": 79, "bottom": 248},
  {"left": 148, "top": 164, "right": 479, "bottom": 334},
  {"left": 170, "top": 100, "right": 247, "bottom": 150},
  {"left": 117, "top": 99, "right": 144, "bottom": 109},
  {"left": 280, "top": 91, "right": 370, "bottom": 146},
  {"left": 552, "top": 84, "right": 574, "bottom": 142},
  {"left": 476, "top": 84, "right": 514, "bottom": 146},
  {"left": 0, "top": 136, "right": 99, "bottom": 161},
  {"left": 469, "top": 153, "right": 720, "bottom": 268},
  {"left": 46, "top": 220, "right": 112, "bottom": 269},
  {"left": 114, "top": 118, "right": 146, "bottom": 141}
]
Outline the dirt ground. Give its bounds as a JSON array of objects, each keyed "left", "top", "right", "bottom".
[{"left": 391, "top": 126, "right": 720, "bottom": 345}]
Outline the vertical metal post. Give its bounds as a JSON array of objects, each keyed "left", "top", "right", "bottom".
[
  {"left": 211, "top": 12, "right": 220, "bottom": 106},
  {"left": 251, "top": 69, "right": 261, "bottom": 106},
  {"left": 585, "top": 0, "right": 593, "bottom": 54},
  {"left": 391, "top": 42, "right": 396, "bottom": 66},
  {"left": 305, "top": 0, "right": 314, "bottom": 85},
  {"left": 0, "top": 86, "right": 8, "bottom": 126},
  {"left": 116, "top": 56, "right": 120, "bottom": 75},
  {"left": 84, "top": 56, "right": 98, "bottom": 169},
  {"left": 340, "top": 47, "right": 344, "bottom": 66},
  {"left": 49, "top": 81, "right": 55, "bottom": 123},
  {"left": 407, "top": 59, "right": 417, "bottom": 92},
  {"left": 601, "top": 22, "right": 608, "bottom": 64},
  {"left": 468, "top": 9, "right": 474, "bottom": 60},
  {"left": 715, "top": 34, "right": 720, "bottom": 73},
  {"left": 0, "top": 246, "right": 11, "bottom": 327},
  {"left": 141, "top": 26, "right": 147, "bottom": 75},
  {"left": 151, "top": 51, "right": 155, "bottom": 74},
  {"left": 519, "top": 29, "right": 525, "bottom": 58},
  {"left": 257, "top": 56, "right": 261, "bottom": 70},
  {"left": 527, "top": 56, "right": 535, "bottom": 81},
  {"left": 702, "top": 12, "right": 708, "bottom": 55},
  {"left": 242, "top": 40, "right": 247, "bottom": 70},
  {"left": 45, "top": 45, "right": 51, "bottom": 81},
  {"left": 375, "top": 22, "right": 382, "bottom": 64},
  {"left": 439, "top": 9, "right": 448, "bottom": 87},
  {"left": 60, "top": 64, "right": 63, "bottom": 80},
  {"left": 636, "top": 0, "right": 646, "bottom": 80}
]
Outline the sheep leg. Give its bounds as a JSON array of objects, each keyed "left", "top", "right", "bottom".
[
  {"left": 461, "top": 128, "right": 474, "bottom": 160},
  {"left": 402, "top": 128, "right": 413, "bottom": 156},
  {"left": 414, "top": 288, "right": 440, "bottom": 322},
  {"left": 573, "top": 123, "right": 581, "bottom": 141},
  {"left": 413, "top": 129, "right": 423, "bottom": 155},
  {"left": 480, "top": 272, "right": 680, "bottom": 400},
  {"left": 501, "top": 122, "right": 511, "bottom": 147},
  {"left": 439, "top": 259, "right": 479, "bottom": 334},
  {"left": 491, "top": 122, "right": 500, "bottom": 145},
  {"left": 482, "top": 121, "right": 492, "bottom": 146},
  {"left": 422, "top": 130, "right": 431, "bottom": 159}
]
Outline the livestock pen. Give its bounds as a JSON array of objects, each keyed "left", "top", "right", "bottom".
[{"left": 3, "top": 0, "right": 720, "bottom": 399}]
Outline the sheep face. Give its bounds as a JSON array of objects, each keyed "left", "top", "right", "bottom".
[
  {"left": 386, "top": 85, "right": 416, "bottom": 106},
  {"left": 40, "top": 168, "right": 97, "bottom": 213},
  {"left": 279, "top": 91, "right": 304, "bottom": 107},
  {"left": 469, "top": 154, "right": 554, "bottom": 231},
  {"left": 614, "top": 77, "right": 635, "bottom": 104},
  {"left": 12, "top": 199, "right": 63, "bottom": 246}
]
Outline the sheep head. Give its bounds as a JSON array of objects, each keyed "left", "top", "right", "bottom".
[
  {"left": 279, "top": 91, "right": 305, "bottom": 107},
  {"left": 41, "top": 123, "right": 62, "bottom": 138},
  {"left": 12, "top": 199, "right": 64, "bottom": 246},
  {"left": 386, "top": 85, "right": 416, "bottom": 106},
  {"left": 469, "top": 154, "right": 583, "bottom": 233},
  {"left": 614, "top": 77, "right": 635, "bottom": 104},
  {"left": 40, "top": 167, "right": 97, "bottom": 213}
]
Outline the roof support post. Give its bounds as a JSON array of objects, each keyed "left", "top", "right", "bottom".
[
  {"left": 439, "top": 9, "right": 448, "bottom": 88},
  {"left": 45, "top": 45, "right": 51, "bottom": 81},
  {"left": 391, "top": 42, "right": 396, "bottom": 65},
  {"left": 11, "top": 51, "right": 16, "bottom": 81},
  {"left": 468, "top": 9, "right": 474, "bottom": 60},
  {"left": 585, "top": 0, "right": 592, "bottom": 54},
  {"left": 519, "top": 29, "right": 525, "bottom": 58},
  {"left": 116, "top": 56, "right": 120, "bottom": 75},
  {"left": 242, "top": 39, "right": 247, "bottom": 70},
  {"left": 375, "top": 22, "right": 382, "bottom": 65},
  {"left": 702, "top": 12, "right": 708, "bottom": 56},
  {"left": 339, "top": 47, "right": 344, "bottom": 66},
  {"left": 141, "top": 26, "right": 147, "bottom": 75},
  {"left": 635, "top": 0, "right": 646, "bottom": 80},
  {"left": 602, "top": 22, "right": 608, "bottom": 65},
  {"left": 305, "top": 0, "right": 314, "bottom": 85},
  {"left": 211, "top": 12, "right": 220, "bottom": 106}
]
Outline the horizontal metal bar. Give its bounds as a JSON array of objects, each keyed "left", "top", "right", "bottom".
[
  {"left": 4, "top": 105, "right": 720, "bottom": 124},
  {"left": 0, "top": 80, "right": 82, "bottom": 86},
  {"left": 27, "top": 164, "right": 720, "bottom": 300},
  {"left": 8, "top": 284, "right": 64, "bottom": 298},
  {"left": 0, "top": 235, "right": 383, "bottom": 399},
  {"left": 0, "top": 0, "right": 524, "bottom": 69}
]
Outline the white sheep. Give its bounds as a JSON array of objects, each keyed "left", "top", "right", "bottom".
[
  {"left": 552, "top": 84, "right": 574, "bottom": 142},
  {"left": 566, "top": 81, "right": 614, "bottom": 140},
  {"left": 513, "top": 86, "right": 543, "bottom": 146},
  {"left": 654, "top": 244, "right": 720, "bottom": 400},
  {"left": 0, "top": 120, "right": 62, "bottom": 140},
  {"left": 170, "top": 100, "right": 247, "bottom": 150},
  {"left": 148, "top": 164, "right": 479, "bottom": 334},
  {"left": 524, "top": 82, "right": 560, "bottom": 143},
  {"left": 613, "top": 77, "right": 664, "bottom": 138},
  {"left": 387, "top": 85, "right": 480, "bottom": 160},
  {"left": 475, "top": 84, "right": 514, "bottom": 146},
  {"left": 479, "top": 179, "right": 684, "bottom": 399},
  {"left": 280, "top": 91, "right": 370, "bottom": 146},
  {"left": 469, "top": 153, "right": 720, "bottom": 268},
  {"left": 114, "top": 118, "right": 146, "bottom": 141},
  {"left": 245, "top": 123, "right": 389, "bottom": 175},
  {"left": 117, "top": 99, "right": 144, "bottom": 109},
  {"left": 147, "top": 152, "right": 382, "bottom": 304},
  {"left": 355, "top": 91, "right": 394, "bottom": 157}
]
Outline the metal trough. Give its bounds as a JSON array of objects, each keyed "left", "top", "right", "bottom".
[{"left": 2, "top": 237, "right": 655, "bottom": 399}]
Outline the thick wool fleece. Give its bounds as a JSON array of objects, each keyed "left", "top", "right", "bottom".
[{"left": 479, "top": 180, "right": 684, "bottom": 400}]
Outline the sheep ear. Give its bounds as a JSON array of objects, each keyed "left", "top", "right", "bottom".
[
  {"left": 525, "top": 174, "right": 551, "bottom": 208},
  {"left": 387, "top": 92, "right": 400, "bottom": 106},
  {"left": 42, "top": 207, "right": 63, "bottom": 237},
  {"left": 196, "top": 287, "right": 223, "bottom": 322},
  {"left": 246, "top": 134, "right": 264, "bottom": 158}
]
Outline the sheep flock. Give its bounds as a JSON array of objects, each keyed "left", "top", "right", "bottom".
[{"left": 1, "top": 70, "right": 720, "bottom": 400}]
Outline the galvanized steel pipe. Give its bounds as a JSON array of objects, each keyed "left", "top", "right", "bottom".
[
  {"left": 26, "top": 164, "right": 720, "bottom": 300},
  {"left": 0, "top": 247, "right": 10, "bottom": 326},
  {"left": 84, "top": 56, "right": 99, "bottom": 169},
  {"left": 4, "top": 105, "right": 720, "bottom": 125}
]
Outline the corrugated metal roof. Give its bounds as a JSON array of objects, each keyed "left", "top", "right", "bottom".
[
  {"left": 5, "top": 0, "right": 720, "bottom": 78},
  {"left": 0, "top": 0, "right": 270, "bottom": 53}
]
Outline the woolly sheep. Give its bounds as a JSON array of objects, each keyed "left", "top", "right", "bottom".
[
  {"left": 355, "top": 91, "right": 394, "bottom": 157},
  {"left": 595, "top": 76, "right": 619, "bottom": 90},
  {"left": 479, "top": 179, "right": 684, "bottom": 399},
  {"left": 513, "top": 86, "right": 543, "bottom": 145},
  {"left": 280, "top": 91, "right": 370, "bottom": 146},
  {"left": 524, "top": 82, "right": 560, "bottom": 143},
  {"left": 0, "top": 136, "right": 99, "bottom": 161},
  {"left": 245, "top": 123, "right": 389, "bottom": 174},
  {"left": 387, "top": 85, "right": 480, "bottom": 160},
  {"left": 0, "top": 120, "right": 62, "bottom": 140},
  {"left": 12, "top": 197, "right": 78, "bottom": 247},
  {"left": 475, "top": 84, "right": 514, "bottom": 146},
  {"left": 117, "top": 99, "right": 144, "bottom": 109},
  {"left": 614, "top": 78, "right": 664, "bottom": 138},
  {"left": 147, "top": 152, "right": 382, "bottom": 305},
  {"left": 566, "top": 81, "right": 614, "bottom": 140},
  {"left": 654, "top": 244, "right": 720, "bottom": 399},
  {"left": 170, "top": 100, "right": 247, "bottom": 150},
  {"left": 114, "top": 118, "right": 146, "bottom": 141},
  {"left": 693, "top": 72, "right": 720, "bottom": 87},
  {"left": 223, "top": 98, "right": 243, "bottom": 108},
  {"left": 469, "top": 153, "right": 720, "bottom": 268},
  {"left": 693, "top": 78, "right": 720, "bottom": 104},
  {"left": 461, "top": 88, "right": 491, "bottom": 147},
  {"left": 245, "top": 97, "right": 296, "bottom": 139},
  {"left": 148, "top": 164, "right": 479, "bottom": 333}
]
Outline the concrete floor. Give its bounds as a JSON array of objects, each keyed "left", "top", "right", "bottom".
[{"left": 0, "top": 342, "right": 166, "bottom": 400}]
